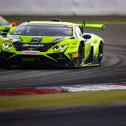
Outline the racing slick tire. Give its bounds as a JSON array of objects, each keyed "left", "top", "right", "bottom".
[
  {"left": 74, "top": 42, "right": 85, "bottom": 67},
  {"left": 98, "top": 43, "right": 104, "bottom": 64}
]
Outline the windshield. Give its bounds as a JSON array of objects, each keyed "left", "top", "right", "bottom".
[{"left": 11, "top": 24, "right": 73, "bottom": 36}]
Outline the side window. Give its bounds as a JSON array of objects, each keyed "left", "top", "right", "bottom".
[{"left": 75, "top": 26, "right": 82, "bottom": 38}]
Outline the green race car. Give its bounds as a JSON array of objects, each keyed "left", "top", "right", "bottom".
[{"left": 0, "top": 20, "right": 105, "bottom": 67}]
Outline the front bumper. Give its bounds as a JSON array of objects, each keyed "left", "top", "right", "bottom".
[{"left": 0, "top": 51, "right": 74, "bottom": 66}]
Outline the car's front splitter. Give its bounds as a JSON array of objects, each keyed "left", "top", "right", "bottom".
[{"left": 0, "top": 51, "right": 74, "bottom": 67}]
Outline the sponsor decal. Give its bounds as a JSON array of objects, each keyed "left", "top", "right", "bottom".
[
  {"left": 22, "top": 51, "right": 40, "bottom": 55},
  {"left": 7, "top": 35, "right": 20, "bottom": 41},
  {"left": 23, "top": 44, "right": 44, "bottom": 47}
]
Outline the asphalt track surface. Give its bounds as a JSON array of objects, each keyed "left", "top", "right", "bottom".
[
  {"left": 0, "top": 105, "right": 126, "bottom": 126},
  {"left": 0, "top": 23, "right": 126, "bottom": 126}
]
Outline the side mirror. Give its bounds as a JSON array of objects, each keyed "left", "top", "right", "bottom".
[
  {"left": 11, "top": 22, "right": 16, "bottom": 27},
  {"left": 83, "top": 34, "right": 91, "bottom": 39}
]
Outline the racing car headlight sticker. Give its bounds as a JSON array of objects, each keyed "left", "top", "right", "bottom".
[
  {"left": 3, "top": 41, "right": 13, "bottom": 49},
  {"left": 53, "top": 45, "right": 67, "bottom": 51}
]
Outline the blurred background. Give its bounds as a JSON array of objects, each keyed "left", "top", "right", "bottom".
[
  {"left": 0, "top": 0, "right": 126, "bottom": 23},
  {"left": 0, "top": 0, "right": 126, "bottom": 15}
]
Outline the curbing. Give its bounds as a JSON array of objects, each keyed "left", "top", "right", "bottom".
[{"left": 0, "top": 82, "right": 126, "bottom": 95}]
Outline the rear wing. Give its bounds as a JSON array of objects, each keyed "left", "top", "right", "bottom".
[{"left": 79, "top": 22, "right": 105, "bottom": 30}]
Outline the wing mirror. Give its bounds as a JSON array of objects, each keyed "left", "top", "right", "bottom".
[{"left": 83, "top": 34, "right": 91, "bottom": 39}]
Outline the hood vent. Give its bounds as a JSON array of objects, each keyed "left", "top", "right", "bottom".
[{"left": 31, "top": 37, "right": 41, "bottom": 43}]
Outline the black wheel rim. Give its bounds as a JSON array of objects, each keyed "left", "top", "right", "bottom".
[{"left": 98, "top": 44, "right": 103, "bottom": 63}]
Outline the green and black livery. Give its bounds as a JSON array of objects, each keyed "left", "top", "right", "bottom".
[{"left": 0, "top": 21, "right": 105, "bottom": 67}]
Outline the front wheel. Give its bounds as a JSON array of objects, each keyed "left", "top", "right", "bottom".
[
  {"left": 92, "top": 43, "right": 104, "bottom": 66},
  {"left": 74, "top": 43, "right": 85, "bottom": 67},
  {"left": 98, "top": 43, "right": 104, "bottom": 64}
]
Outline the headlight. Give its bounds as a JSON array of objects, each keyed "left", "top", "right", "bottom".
[
  {"left": 53, "top": 45, "right": 67, "bottom": 51},
  {"left": 3, "top": 41, "right": 13, "bottom": 49}
]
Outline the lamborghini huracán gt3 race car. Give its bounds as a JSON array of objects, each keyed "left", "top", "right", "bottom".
[{"left": 0, "top": 20, "right": 105, "bottom": 67}]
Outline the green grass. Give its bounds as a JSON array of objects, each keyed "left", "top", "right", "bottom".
[{"left": 0, "top": 90, "right": 126, "bottom": 111}]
